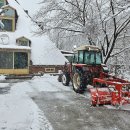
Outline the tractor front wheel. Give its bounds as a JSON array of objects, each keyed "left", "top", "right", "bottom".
[
  {"left": 72, "top": 72, "right": 86, "bottom": 94},
  {"left": 62, "top": 73, "right": 70, "bottom": 86}
]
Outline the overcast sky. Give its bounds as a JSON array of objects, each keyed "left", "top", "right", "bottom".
[{"left": 17, "top": 0, "right": 42, "bottom": 16}]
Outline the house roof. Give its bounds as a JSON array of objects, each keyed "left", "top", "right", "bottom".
[{"left": 0, "top": 0, "right": 67, "bottom": 65}]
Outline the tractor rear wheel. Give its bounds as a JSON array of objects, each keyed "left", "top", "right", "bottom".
[
  {"left": 62, "top": 73, "right": 70, "bottom": 86},
  {"left": 72, "top": 72, "right": 86, "bottom": 94}
]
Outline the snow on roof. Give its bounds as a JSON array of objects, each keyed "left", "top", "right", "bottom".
[
  {"left": 0, "top": 44, "right": 31, "bottom": 50},
  {"left": 0, "top": 0, "right": 67, "bottom": 65}
]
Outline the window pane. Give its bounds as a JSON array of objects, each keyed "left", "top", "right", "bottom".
[
  {"left": 84, "top": 52, "right": 95, "bottom": 64},
  {"left": 0, "top": 51, "right": 13, "bottom": 69},
  {"left": 79, "top": 51, "right": 83, "bottom": 63},
  {"left": 14, "top": 52, "right": 28, "bottom": 69},
  {"left": 4, "top": 9, "right": 15, "bottom": 17},
  {"left": 19, "top": 40, "right": 28, "bottom": 46},
  {"left": 84, "top": 51, "right": 102, "bottom": 64},
  {"left": 84, "top": 52, "right": 89, "bottom": 64},
  {"left": 90, "top": 53, "right": 95, "bottom": 64},
  {"left": 96, "top": 52, "right": 102, "bottom": 64},
  {"left": 0, "top": 0, "right": 4, "bottom": 8},
  {"left": 2, "top": 19, "right": 12, "bottom": 31}
]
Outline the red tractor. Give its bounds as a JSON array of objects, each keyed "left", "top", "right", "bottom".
[
  {"left": 58, "top": 45, "right": 108, "bottom": 93},
  {"left": 58, "top": 45, "right": 130, "bottom": 107}
]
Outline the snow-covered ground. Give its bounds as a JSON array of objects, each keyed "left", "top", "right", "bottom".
[
  {"left": 0, "top": 75, "right": 71, "bottom": 130},
  {"left": 0, "top": 74, "right": 130, "bottom": 130}
]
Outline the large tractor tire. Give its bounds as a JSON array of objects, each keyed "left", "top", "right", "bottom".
[
  {"left": 72, "top": 71, "right": 87, "bottom": 94},
  {"left": 62, "top": 73, "right": 70, "bottom": 86}
]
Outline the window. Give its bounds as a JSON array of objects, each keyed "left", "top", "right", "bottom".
[
  {"left": 0, "top": 51, "right": 13, "bottom": 69},
  {"left": 14, "top": 52, "right": 28, "bottom": 69},
  {"left": 2, "top": 19, "right": 13, "bottom": 31},
  {"left": 16, "top": 37, "right": 31, "bottom": 47},
  {"left": 0, "top": 0, "right": 4, "bottom": 8},
  {"left": 96, "top": 52, "right": 102, "bottom": 64},
  {"left": 84, "top": 52, "right": 90, "bottom": 64},
  {"left": 45, "top": 68, "right": 55, "bottom": 72},
  {"left": 0, "top": 6, "right": 17, "bottom": 32},
  {"left": 84, "top": 51, "right": 102, "bottom": 64},
  {"left": 0, "top": 51, "right": 29, "bottom": 69},
  {"left": 18, "top": 40, "right": 28, "bottom": 46},
  {"left": 4, "top": 8, "right": 15, "bottom": 17},
  {"left": 78, "top": 51, "right": 83, "bottom": 63}
]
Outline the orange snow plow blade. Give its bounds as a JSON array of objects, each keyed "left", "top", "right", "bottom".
[
  {"left": 90, "top": 78, "right": 130, "bottom": 106},
  {"left": 90, "top": 88, "right": 111, "bottom": 106}
]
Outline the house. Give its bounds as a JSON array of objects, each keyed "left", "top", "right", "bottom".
[{"left": 0, "top": 0, "right": 67, "bottom": 75}]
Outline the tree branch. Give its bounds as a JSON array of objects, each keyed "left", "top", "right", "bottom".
[
  {"left": 110, "top": 46, "right": 130, "bottom": 57},
  {"left": 53, "top": 27, "right": 84, "bottom": 33},
  {"left": 65, "top": 0, "right": 83, "bottom": 12}
]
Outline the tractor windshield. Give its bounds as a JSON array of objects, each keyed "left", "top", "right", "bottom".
[{"left": 84, "top": 51, "right": 102, "bottom": 65}]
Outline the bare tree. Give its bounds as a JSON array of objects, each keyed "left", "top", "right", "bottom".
[
  {"left": 33, "top": 0, "right": 130, "bottom": 63},
  {"left": 95, "top": 0, "right": 130, "bottom": 63},
  {"left": 33, "top": 0, "right": 98, "bottom": 46}
]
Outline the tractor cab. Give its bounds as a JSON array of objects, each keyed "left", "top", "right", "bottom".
[{"left": 73, "top": 45, "right": 102, "bottom": 65}]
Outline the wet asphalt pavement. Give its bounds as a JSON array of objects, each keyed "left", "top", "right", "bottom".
[{"left": 32, "top": 90, "right": 130, "bottom": 130}]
